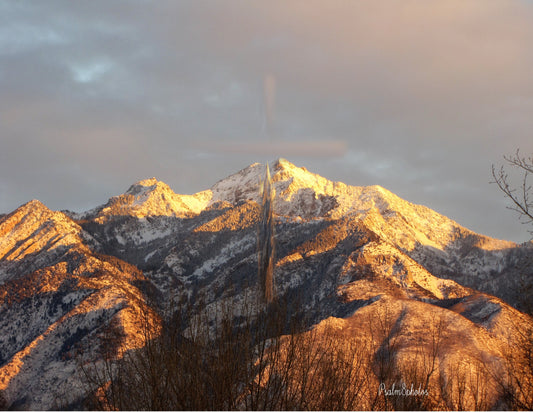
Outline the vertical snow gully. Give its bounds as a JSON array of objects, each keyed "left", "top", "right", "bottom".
[{"left": 258, "top": 163, "right": 275, "bottom": 304}]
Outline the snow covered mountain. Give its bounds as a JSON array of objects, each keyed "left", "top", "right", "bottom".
[
  {"left": 77, "top": 158, "right": 532, "bottom": 307},
  {"left": 0, "top": 158, "right": 532, "bottom": 409}
]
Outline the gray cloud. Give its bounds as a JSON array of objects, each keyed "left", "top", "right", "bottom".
[{"left": 1, "top": 1, "right": 533, "bottom": 242}]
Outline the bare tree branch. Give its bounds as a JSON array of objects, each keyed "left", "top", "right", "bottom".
[{"left": 491, "top": 149, "right": 533, "bottom": 235}]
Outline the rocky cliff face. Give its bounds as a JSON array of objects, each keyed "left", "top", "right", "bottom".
[{"left": 0, "top": 158, "right": 531, "bottom": 409}]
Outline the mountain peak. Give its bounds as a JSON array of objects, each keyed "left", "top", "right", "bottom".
[
  {"left": 206, "top": 159, "right": 474, "bottom": 245},
  {"left": 137, "top": 177, "right": 159, "bottom": 186},
  {"left": 0, "top": 199, "right": 83, "bottom": 265},
  {"left": 20, "top": 199, "right": 48, "bottom": 211},
  {"left": 125, "top": 178, "right": 171, "bottom": 196},
  {"left": 273, "top": 157, "right": 292, "bottom": 168},
  {"left": 207, "top": 158, "right": 353, "bottom": 216},
  {"left": 271, "top": 157, "right": 308, "bottom": 173},
  {"left": 5, "top": 199, "right": 56, "bottom": 223},
  {"left": 93, "top": 177, "right": 210, "bottom": 220}
]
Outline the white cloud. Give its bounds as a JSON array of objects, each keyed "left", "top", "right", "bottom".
[{"left": 71, "top": 61, "right": 113, "bottom": 83}]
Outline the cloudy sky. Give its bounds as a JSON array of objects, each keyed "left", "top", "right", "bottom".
[{"left": 1, "top": 1, "right": 533, "bottom": 242}]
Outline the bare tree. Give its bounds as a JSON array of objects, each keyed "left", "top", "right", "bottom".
[
  {"left": 396, "top": 313, "right": 449, "bottom": 411},
  {"left": 492, "top": 149, "right": 533, "bottom": 235},
  {"left": 438, "top": 356, "right": 494, "bottom": 411},
  {"left": 377, "top": 311, "right": 449, "bottom": 411},
  {"left": 492, "top": 149, "right": 533, "bottom": 315},
  {"left": 495, "top": 320, "right": 533, "bottom": 410},
  {"left": 365, "top": 304, "right": 404, "bottom": 411},
  {"left": 439, "top": 362, "right": 468, "bottom": 411}
]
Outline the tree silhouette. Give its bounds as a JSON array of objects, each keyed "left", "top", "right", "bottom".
[{"left": 492, "top": 149, "right": 533, "bottom": 236}]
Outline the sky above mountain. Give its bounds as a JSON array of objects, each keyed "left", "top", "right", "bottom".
[{"left": 1, "top": 0, "right": 533, "bottom": 243}]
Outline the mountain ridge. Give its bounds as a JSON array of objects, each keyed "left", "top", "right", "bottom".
[{"left": 65, "top": 158, "right": 516, "bottom": 245}]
